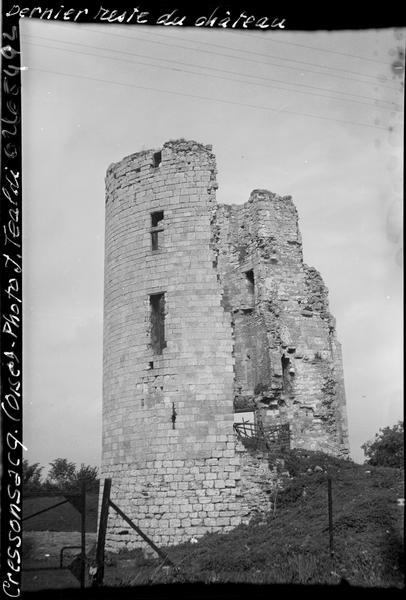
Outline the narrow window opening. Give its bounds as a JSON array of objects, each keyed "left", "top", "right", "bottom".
[
  {"left": 151, "top": 211, "right": 164, "bottom": 227},
  {"left": 151, "top": 231, "right": 159, "bottom": 250},
  {"left": 149, "top": 361, "right": 154, "bottom": 370},
  {"left": 151, "top": 211, "right": 164, "bottom": 251},
  {"left": 150, "top": 293, "right": 166, "bottom": 354},
  {"left": 245, "top": 269, "right": 255, "bottom": 304},
  {"left": 151, "top": 231, "right": 159, "bottom": 251},
  {"left": 152, "top": 151, "right": 162, "bottom": 168},
  {"left": 246, "top": 269, "right": 254, "bottom": 285},
  {"left": 281, "top": 355, "right": 292, "bottom": 392}
]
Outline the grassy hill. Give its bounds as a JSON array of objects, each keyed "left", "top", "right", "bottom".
[{"left": 105, "top": 451, "right": 404, "bottom": 588}]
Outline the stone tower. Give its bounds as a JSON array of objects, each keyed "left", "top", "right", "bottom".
[{"left": 102, "top": 139, "right": 349, "bottom": 551}]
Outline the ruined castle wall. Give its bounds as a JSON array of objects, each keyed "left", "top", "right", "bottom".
[
  {"left": 102, "top": 140, "right": 349, "bottom": 552},
  {"left": 214, "top": 190, "right": 349, "bottom": 457},
  {"left": 102, "top": 141, "right": 246, "bottom": 550},
  {"left": 235, "top": 442, "right": 282, "bottom": 516}
]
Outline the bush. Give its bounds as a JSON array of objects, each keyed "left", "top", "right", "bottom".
[{"left": 362, "top": 422, "right": 404, "bottom": 468}]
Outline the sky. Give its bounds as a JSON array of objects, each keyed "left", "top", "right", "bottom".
[{"left": 20, "top": 18, "right": 404, "bottom": 472}]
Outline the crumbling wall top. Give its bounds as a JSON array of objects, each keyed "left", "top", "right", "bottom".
[
  {"left": 105, "top": 139, "right": 216, "bottom": 184},
  {"left": 163, "top": 138, "right": 214, "bottom": 155}
]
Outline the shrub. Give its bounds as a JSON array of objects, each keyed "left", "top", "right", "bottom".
[{"left": 362, "top": 422, "right": 404, "bottom": 468}]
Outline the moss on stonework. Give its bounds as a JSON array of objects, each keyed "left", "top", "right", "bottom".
[
  {"left": 317, "top": 376, "right": 337, "bottom": 424},
  {"left": 321, "top": 376, "right": 336, "bottom": 398},
  {"left": 234, "top": 396, "right": 256, "bottom": 412}
]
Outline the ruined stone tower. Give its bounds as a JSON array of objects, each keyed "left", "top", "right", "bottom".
[{"left": 102, "top": 139, "right": 349, "bottom": 551}]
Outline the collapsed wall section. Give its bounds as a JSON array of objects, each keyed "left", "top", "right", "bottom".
[
  {"left": 102, "top": 140, "right": 247, "bottom": 550},
  {"left": 213, "top": 190, "right": 349, "bottom": 457}
]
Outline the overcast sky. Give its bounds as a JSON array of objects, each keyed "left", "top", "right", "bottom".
[{"left": 21, "top": 20, "right": 404, "bottom": 471}]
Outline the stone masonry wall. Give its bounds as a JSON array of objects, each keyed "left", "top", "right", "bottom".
[
  {"left": 102, "top": 140, "right": 349, "bottom": 552},
  {"left": 102, "top": 140, "right": 248, "bottom": 551},
  {"left": 213, "top": 190, "right": 349, "bottom": 457},
  {"left": 235, "top": 441, "right": 284, "bottom": 517}
]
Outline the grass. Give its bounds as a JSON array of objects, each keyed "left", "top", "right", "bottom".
[{"left": 103, "top": 451, "right": 404, "bottom": 588}]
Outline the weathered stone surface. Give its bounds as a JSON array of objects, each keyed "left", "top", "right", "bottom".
[
  {"left": 212, "top": 189, "right": 349, "bottom": 457},
  {"left": 102, "top": 139, "right": 349, "bottom": 552}
]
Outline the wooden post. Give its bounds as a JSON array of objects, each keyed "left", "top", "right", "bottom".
[
  {"left": 80, "top": 481, "right": 86, "bottom": 589},
  {"left": 327, "top": 477, "right": 334, "bottom": 557},
  {"left": 92, "top": 478, "right": 111, "bottom": 587},
  {"left": 109, "top": 499, "right": 176, "bottom": 568}
]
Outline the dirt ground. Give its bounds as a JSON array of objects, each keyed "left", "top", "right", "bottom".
[{"left": 22, "top": 531, "right": 97, "bottom": 591}]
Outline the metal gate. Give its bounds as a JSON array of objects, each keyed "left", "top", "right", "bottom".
[{"left": 22, "top": 482, "right": 88, "bottom": 589}]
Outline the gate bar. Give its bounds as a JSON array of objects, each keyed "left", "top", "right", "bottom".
[
  {"left": 80, "top": 481, "right": 86, "bottom": 589},
  {"left": 23, "top": 499, "right": 69, "bottom": 521},
  {"left": 92, "top": 478, "right": 111, "bottom": 587},
  {"left": 108, "top": 499, "right": 175, "bottom": 567}
]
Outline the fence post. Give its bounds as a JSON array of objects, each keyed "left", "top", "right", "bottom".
[
  {"left": 80, "top": 481, "right": 86, "bottom": 589},
  {"left": 327, "top": 477, "right": 334, "bottom": 557},
  {"left": 92, "top": 478, "right": 111, "bottom": 587}
]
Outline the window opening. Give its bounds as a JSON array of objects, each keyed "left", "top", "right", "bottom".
[
  {"left": 151, "top": 211, "right": 164, "bottom": 227},
  {"left": 281, "top": 355, "right": 292, "bottom": 393},
  {"left": 152, "top": 151, "right": 162, "bottom": 168},
  {"left": 245, "top": 269, "right": 255, "bottom": 304},
  {"left": 150, "top": 211, "right": 164, "bottom": 251},
  {"left": 150, "top": 293, "right": 166, "bottom": 354}
]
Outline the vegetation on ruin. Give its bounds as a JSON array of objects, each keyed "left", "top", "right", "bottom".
[
  {"left": 103, "top": 451, "right": 404, "bottom": 588},
  {"left": 22, "top": 428, "right": 404, "bottom": 588}
]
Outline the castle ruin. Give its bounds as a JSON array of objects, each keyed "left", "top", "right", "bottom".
[{"left": 102, "top": 139, "right": 349, "bottom": 551}]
